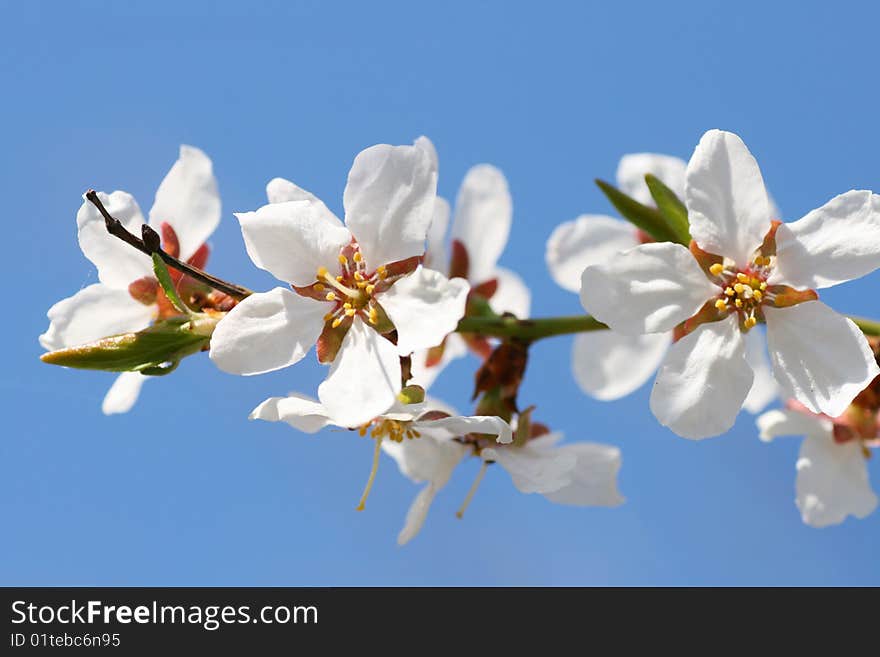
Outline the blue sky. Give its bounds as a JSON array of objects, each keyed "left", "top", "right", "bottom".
[{"left": 3, "top": 0, "right": 880, "bottom": 585}]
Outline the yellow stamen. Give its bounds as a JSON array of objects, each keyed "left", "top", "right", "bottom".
[
  {"left": 709, "top": 263, "right": 725, "bottom": 276},
  {"left": 724, "top": 287, "right": 735, "bottom": 297},
  {"left": 325, "top": 292, "right": 336, "bottom": 301},
  {"left": 715, "top": 299, "right": 728, "bottom": 311},
  {"left": 355, "top": 435, "right": 384, "bottom": 512},
  {"left": 733, "top": 283, "right": 744, "bottom": 294},
  {"left": 736, "top": 272, "right": 748, "bottom": 282},
  {"left": 353, "top": 252, "right": 363, "bottom": 263},
  {"left": 314, "top": 283, "right": 325, "bottom": 292},
  {"left": 759, "top": 281, "right": 767, "bottom": 290},
  {"left": 735, "top": 298, "right": 743, "bottom": 308},
  {"left": 343, "top": 302, "right": 352, "bottom": 309},
  {"left": 358, "top": 424, "right": 368, "bottom": 437},
  {"left": 751, "top": 277, "right": 761, "bottom": 288},
  {"left": 753, "top": 289, "right": 763, "bottom": 302},
  {"left": 338, "top": 254, "right": 348, "bottom": 266},
  {"left": 353, "top": 271, "right": 364, "bottom": 282},
  {"left": 336, "top": 275, "right": 343, "bottom": 282},
  {"left": 365, "top": 284, "right": 375, "bottom": 295},
  {"left": 376, "top": 265, "right": 387, "bottom": 280},
  {"left": 456, "top": 460, "right": 489, "bottom": 519},
  {"left": 345, "top": 308, "right": 356, "bottom": 317},
  {"left": 368, "top": 308, "right": 379, "bottom": 325},
  {"left": 317, "top": 266, "right": 329, "bottom": 278},
  {"left": 744, "top": 316, "right": 757, "bottom": 329},
  {"left": 331, "top": 317, "right": 343, "bottom": 328}
]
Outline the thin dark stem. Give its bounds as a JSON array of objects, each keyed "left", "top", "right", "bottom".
[{"left": 85, "top": 190, "right": 252, "bottom": 300}]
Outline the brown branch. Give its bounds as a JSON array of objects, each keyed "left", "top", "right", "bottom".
[{"left": 85, "top": 190, "right": 252, "bottom": 300}]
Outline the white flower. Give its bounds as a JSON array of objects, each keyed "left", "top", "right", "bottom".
[
  {"left": 39, "top": 145, "right": 221, "bottom": 414},
  {"left": 409, "top": 142, "right": 530, "bottom": 387},
  {"left": 479, "top": 432, "right": 624, "bottom": 508},
  {"left": 757, "top": 405, "right": 878, "bottom": 527},
  {"left": 249, "top": 393, "right": 511, "bottom": 545},
  {"left": 547, "top": 152, "right": 777, "bottom": 408},
  {"left": 209, "top": 140, "right": 470, "bottom": 427},
  {"left": 581, "top": 130, "right": 880, "bottom": 439}
]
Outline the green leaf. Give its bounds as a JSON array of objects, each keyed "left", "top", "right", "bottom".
[
  {"left": 644, "top": 174, "right": 691, "bottom": 244},
  {"left": 595, "top": 179, "right": 682, "bottom": 244},
  {"left": 151, "top": 253, "right": 187, "bottom": 314},
  {"left": 41, "top": 317, "right": 209, "bottom": 373}
]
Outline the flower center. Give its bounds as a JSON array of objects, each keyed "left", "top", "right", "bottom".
[
  {"left": 310, "top": 244, "right": 388, "bottom": 328},
  {"left": 708, "top": 254, "right": 775, "bottom": 331},
  {"left": 358, "top": 418, "right": 421, "bottom": 443}
]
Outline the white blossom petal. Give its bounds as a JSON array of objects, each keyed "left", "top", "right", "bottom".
[
  {"left": 450, "top": 164, "right": 512, "bottom": 284},
  {"left": 396, "top": 484, "right": 438, "bottom": 546},
  {"left": 265, "top": 177, "right": 344, "bottom": 227},
  {"left": 235, "top": 201, "right": 352, "bottom": 288},
  {"left": 616, "top": 153, "right": 687, "bottom": 206},
  {"left": 764, "top": 301, "right": 879, "bottom": 417},
  {"left": 489, "top": 267, "right": 531, "bottom": 318},
  {"left": 424, "top": 197, "right": 450, "bottom": 273},
  {"left": 756, "top": 408, "right": 831, "bottom": 443},
  {"left": 483, "top": 444, "right": 576, "bottom": 494},
  {"left": 418, "top": 415, "right": 513, "bottom": 445},
  {"left": 343, "top": 143, "right": 437, "bottom": 269},
  {"left": 318, "top": 319, "right": 401, "bottom": 427},
  {"left": 650, "top": 315, "right": 753, "bottom": 439},
  {"left": 742, "top": 328, "right": 779, "bottom": 413},
  {"left": 102, "top": 372, "right": 147, "bottom": 415},
  {"left": 685, "top": 130, "right": 772, "bottom": 265},
  {"left": 408, "top": 333, "right": 468, "bottom": 390},
  {"left": 209, "top": 288, "right": 325, "bottom": 375},
  {"left": 39, "top": 284, "right": 154, "bottom": 351},
  {"left": 77, "top": 191, "right": 152, "bottom": 288},
  {"left": 796, "top": 431, "right": 878, "bottom": 528},
  {"left": 148, "top": 145, "right": 221, "bottom": 261},
  {"left": 543, "top": 443, "right": 625, "bottom": 507},
  {"left": 249, "top": 393, "right": 334, "bottom": 434},
  {"left": 382, "top": 432, "right": 468, "bottom": 486},
  {"left": 380, "top": 266, "right": 469, "bottom": 355},
  {"left": 546, "top": 215, "right": 638, "bottom": 293},
  {"left": 571, "top": 331, "right": 670, "bottom": 401},
  {"left": 580, "top": 242, "right": 717, "bottom": 335},
  {"left": 771, "top": 190, "right": 880, "bottom": 289}
]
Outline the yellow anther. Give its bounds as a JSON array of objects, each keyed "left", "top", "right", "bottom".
[
  {"left": 724, "top": 287, "right": 735, "bottom": 297},
  {"left": 323, "top": 312, "right": 334, "bottom": 322},
  {"left": 735, "top": 298, "right": 743, "bottom": 308},
  {"left": 343, "top": 302, "right": 352, "bottom": 309},
  {"left": 353, "top": 271, "right": 364, "bottom": 281},
  {"left": 336, "top": 275, "right": 343, "bottom": 282},
  {"left": 314, "top": 283, "right": 325, "bottom": 292},
  {"left": 338, "top": 254, "right": 348, "bottom": 266},
  {"left": 345, "top": 308, "right": 356, "bottom": 317},
  {"left": 744, "top": 316, "right": 757, "bottom": 329},
  {"left": 317, "top": 266, "right": 329, "bottom": 278},
  {"left": 325, "top": 292, "right": 336, "bottom": 301},
  {"left": 353, "top": 252, "right": 363, "bottom": 263},
  {"left": 356, "top": 281, "right": 367, "bottom": 289},
  {"left": 331, "top": 317, "right": 343, "bottom": 328},
  {"left": 358, "top": 425, "right": 368, "bottom": 437},
  {"left": 365, "top": 284, "right": 375, "bottom": 295},
  {"left": 759, "top": 281, "right": 767, "bottom": 291},
  {"left": 751, "top": 277, "right": 761, "bottom": 288},
  {"left": 412, "top": 430, "right": 421, "bottom": 438},
  {"left": 368, "top": 308, "right": 379, "bottom": 325},
  {"left": 709, "top": 263, "right": 725, "bottom": 276},
  {"left": 753, "top": 289, "right": 763, "bottom": 302},
  {"left": 733, "top": 283, "right": 744, "bottom": 294},
  {"left": 736, "top": 272, "right": 748, "bottom": 282},
  {"left": 376, "top": 265, "right": 387, "bottom": 279},
  {"left": 714, "top": 299, "right": 728, "bottom": 311}
]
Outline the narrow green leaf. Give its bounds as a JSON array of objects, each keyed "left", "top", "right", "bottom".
[
  {"left": 644, "top": 173, "right": 691, "bottom": 244},
  {"left": 595, "top": 179, "right": 681, "bottom": 244},
  {"left": 41, "top": 318, "right": 209, "bottom": 373},
  {"left": 151, "top": 253, "right": 187, "bottom": 314}
]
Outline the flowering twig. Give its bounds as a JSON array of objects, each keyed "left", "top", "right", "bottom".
[
  {"left": 456, "top": 314, "right": 607, "bottom": 341},
  {"left": 85, "top": 190, "right": 252, "bottom": 300}
]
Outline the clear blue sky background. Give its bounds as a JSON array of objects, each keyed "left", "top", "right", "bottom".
[{"left": 3, "top": 0, "right": 879, "bottom": 585}]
